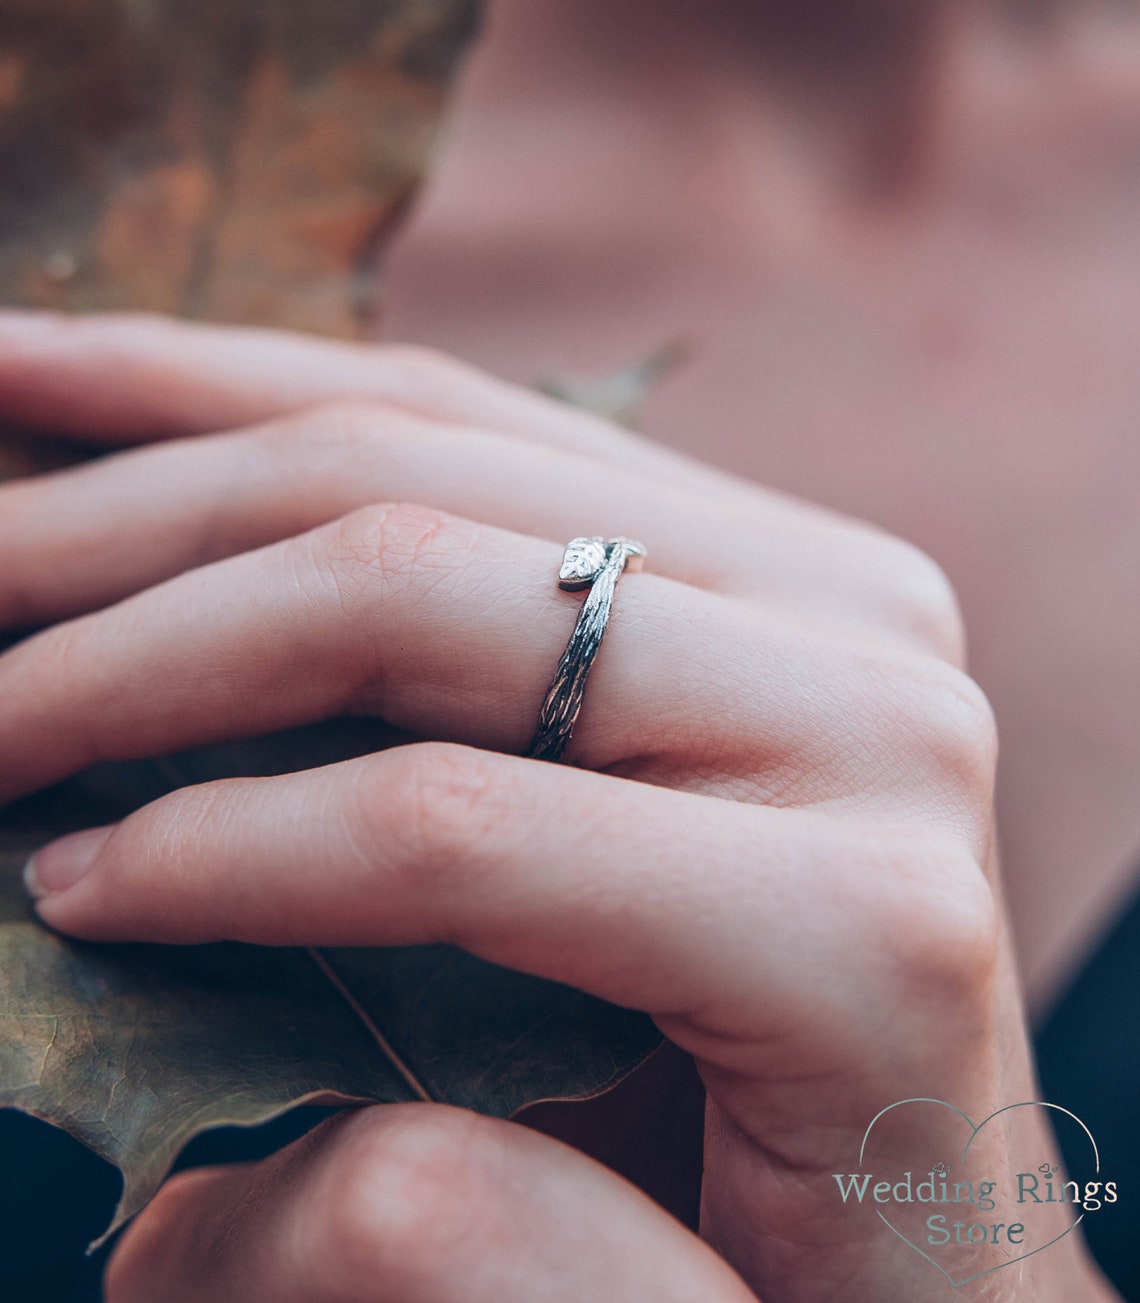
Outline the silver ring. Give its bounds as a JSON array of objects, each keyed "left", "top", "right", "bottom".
[{"left": 526, "top": 536, "right": 647, "bottom": 763}]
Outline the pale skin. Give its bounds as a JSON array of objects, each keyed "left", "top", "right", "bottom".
[
  {"left": 0, "top": 313, "right": 1120, "bottom": 1300},
  {"left": 380, "top": 0, "right": 1140, "bottom": 1008}
]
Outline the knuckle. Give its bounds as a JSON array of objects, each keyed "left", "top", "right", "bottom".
[
  {"left": 920, "top": 664, "right": 999, "bottom": 800},
  {"left": 871, "top": 834, "right": 999, "bottom": 1005},
  {"left": 886, "top": 659, "right": 999, "bottom": 823},
  {"left": 871, "top": 537, "right": 967, "bottom": 665},
  {"left": 379, "top": 744, "right": 508, "bottom": 897},
  {"left": 322, "top": 501, "right": 458, "bottom": 603},
  {"left": 305, "top": 1108, "right": 495, "bottom": 1298}
]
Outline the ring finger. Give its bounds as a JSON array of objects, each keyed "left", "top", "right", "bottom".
[{"left": 0, "top": 502, "right": 978, "bottom": 832}]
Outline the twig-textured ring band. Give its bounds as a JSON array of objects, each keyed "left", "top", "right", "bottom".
[{"left": 526, "top": 536, "right": 647, "bottom": 763}]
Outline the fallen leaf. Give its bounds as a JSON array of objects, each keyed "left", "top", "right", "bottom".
[
  {"left": 0, "top": 0, "right": 662, "bottom": 1252},
  {"left": 0, "top": 0, "right": 481, "bottom": 337},
  {"left": 0, "top": 734, "right": 660, "bottom": 1246}
]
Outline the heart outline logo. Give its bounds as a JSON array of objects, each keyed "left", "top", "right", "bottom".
[{"left": 857, "top": 1098, "right": 1099, "bottom": 1287}]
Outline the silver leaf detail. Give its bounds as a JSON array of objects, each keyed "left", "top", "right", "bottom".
[{"left": 559, "top": 537, "right": 607, "bottom": 589}]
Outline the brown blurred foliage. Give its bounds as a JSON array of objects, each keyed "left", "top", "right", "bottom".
[{"left": 0, "top": 0, "right": 480, "bottom": 337}]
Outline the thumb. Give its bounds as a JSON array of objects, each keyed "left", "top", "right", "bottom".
[{"left": 105, "top": 1104, "right": 756, "bottom": 1303}]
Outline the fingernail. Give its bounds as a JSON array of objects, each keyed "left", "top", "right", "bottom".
[{"left": 24, "top": 825, "right": 116, "bottom": 899}]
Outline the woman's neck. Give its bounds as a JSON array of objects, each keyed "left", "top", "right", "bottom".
[{"left": 470, "top": 0, "right": 1139, "bottom": 207}]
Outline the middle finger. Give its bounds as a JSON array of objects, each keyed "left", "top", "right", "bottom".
[{"left": 0, "top": 404, "right": 955, "bottom": 657}]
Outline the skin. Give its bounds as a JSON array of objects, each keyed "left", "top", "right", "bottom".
[
  {"left": 0, "top": 312, "right": 1119, "bottom": 1300},
  {"left": 379, "top": 0, "right": 1140, "bottom": 1008}
]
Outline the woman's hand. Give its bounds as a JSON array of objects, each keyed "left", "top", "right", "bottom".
[{"left": 0, "top": 312, "right": 1112, "bottom": 1301}]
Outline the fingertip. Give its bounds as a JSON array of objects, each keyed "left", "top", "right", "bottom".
[{"left": 24, "top": 824, "right": 117, "bottom": 900}]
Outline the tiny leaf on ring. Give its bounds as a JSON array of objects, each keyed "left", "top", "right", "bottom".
[{"left": 558, "top": 537, "right": 608, "bottom": 589}]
